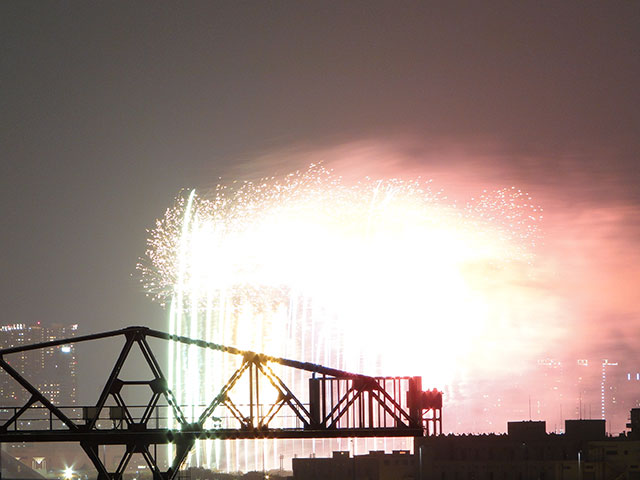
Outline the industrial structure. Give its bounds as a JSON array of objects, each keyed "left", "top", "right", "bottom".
[{"left": 0, "top": 326, "right": 442, "bottom": 480}]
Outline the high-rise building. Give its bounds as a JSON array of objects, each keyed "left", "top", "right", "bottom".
[{"left": 0, "top": 323, "right": 78, "bottom": 406}]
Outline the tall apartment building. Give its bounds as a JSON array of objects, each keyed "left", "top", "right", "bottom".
[{"left": 0, "top": 323, "right": 78, "bottom": 406}]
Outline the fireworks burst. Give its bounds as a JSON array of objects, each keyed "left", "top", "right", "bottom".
[
  {"left": 137, "top": 164, "right": 542, "bottom": 469},
  {"left": 139, "top": 165, "right": 540, "bottom": 307}
]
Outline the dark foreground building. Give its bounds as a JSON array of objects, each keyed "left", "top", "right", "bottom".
[
  {"left": 293, "top": 410, "right": 640, "bottom": 480},
  {"left": 293, "top": 449, "right": 416, "bottom": 480}
]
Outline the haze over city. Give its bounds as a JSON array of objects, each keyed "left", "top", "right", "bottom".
[{"left": 1, "top": 1, "right": 639, "bottom": 474}]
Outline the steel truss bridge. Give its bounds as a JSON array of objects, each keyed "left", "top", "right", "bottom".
[{"left": 0, "top": 326, "right": 442, "bottom": 480}]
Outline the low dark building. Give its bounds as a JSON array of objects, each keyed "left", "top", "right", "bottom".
[
  {"left": 627, "top": 409, "right": 640, "bottom": 441},
  {"left": 293, "top": 449, "right": 416, "bottom": 480},
  {"left": 416, "top": 418, "right": 640, "bottom": 480}
]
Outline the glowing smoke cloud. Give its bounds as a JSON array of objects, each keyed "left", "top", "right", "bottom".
[{"left": 137, "top": 164, "right": 542, "bottom": 469}]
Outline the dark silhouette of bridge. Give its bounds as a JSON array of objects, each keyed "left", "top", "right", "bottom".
[{"left": 0, "top": 326, "right": 442, "bottom": 480}]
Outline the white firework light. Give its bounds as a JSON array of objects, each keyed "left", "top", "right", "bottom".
[{"left": 138, "top": 164, "right": 542, "bottom": 470}]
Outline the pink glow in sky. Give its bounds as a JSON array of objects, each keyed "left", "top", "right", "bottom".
[{"left": 230, "top": 140, "right": 640, "bottom": 434}]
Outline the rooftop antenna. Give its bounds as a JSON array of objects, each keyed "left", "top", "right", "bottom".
[
  {"left": 529, "top": 395, "right": 532, "bottom": 420},
  {"left": 579, "top": 392, "right": 583, "bottom": 420}
]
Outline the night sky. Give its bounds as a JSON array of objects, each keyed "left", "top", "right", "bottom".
[{"left": 2, "top": 2, "right": 639, "bottom": 431}]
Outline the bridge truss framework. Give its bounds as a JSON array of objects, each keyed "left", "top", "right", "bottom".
[{"left": 0, "top": 326, "right": 442, "bottom": 480}]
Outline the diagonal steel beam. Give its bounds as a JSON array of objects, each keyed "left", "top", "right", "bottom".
[
  {"left": 80, "top": 441, "right": 111, "bottom": 480},
  {"left": 141, "top": 392, "right": 161, "bottom": 425},
  {"left": 222, "top": 397, "right": 249, "bottom": 428},
  {"left": 322, "top": 384, "right": 357, "bottom": 427},
  {"left": 115, "top": 446, "right": 134, "bottom": 477},
  {"left": 0, "top": 394, "right": 38, "bottom": 432},
  {"left": 369, "top": 389, "right": 413, "bottom": 428},
  {"left": 372, "top": 382, "right": 415, "bottom": 425},
  {"left": 256, "top": 361, "right": 311, "bottom": 427},
  {"left": 327, "top": 386, "right": 362, "bottom": 429},
  {"left": 198, "top": 359, "right": 251, "bottom": 425},
  {"left": 0, "top": 327, "right": 141, "bottom": 355},
  {"left": 140, "top": 444, "right": 164, "bottom": 480},
  {"left": 259, "top": 395, "right": 287, "bottom": 428},
  {"left": 0, "top": 358, "right": 77, "bottom": 430},
  {"left": 168, "top": 437, "right": 196, "bottom": 480}
]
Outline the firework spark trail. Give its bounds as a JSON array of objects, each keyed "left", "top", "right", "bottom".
[{"left": 137, "top": 164, "right": 542, "bottom": 469}]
